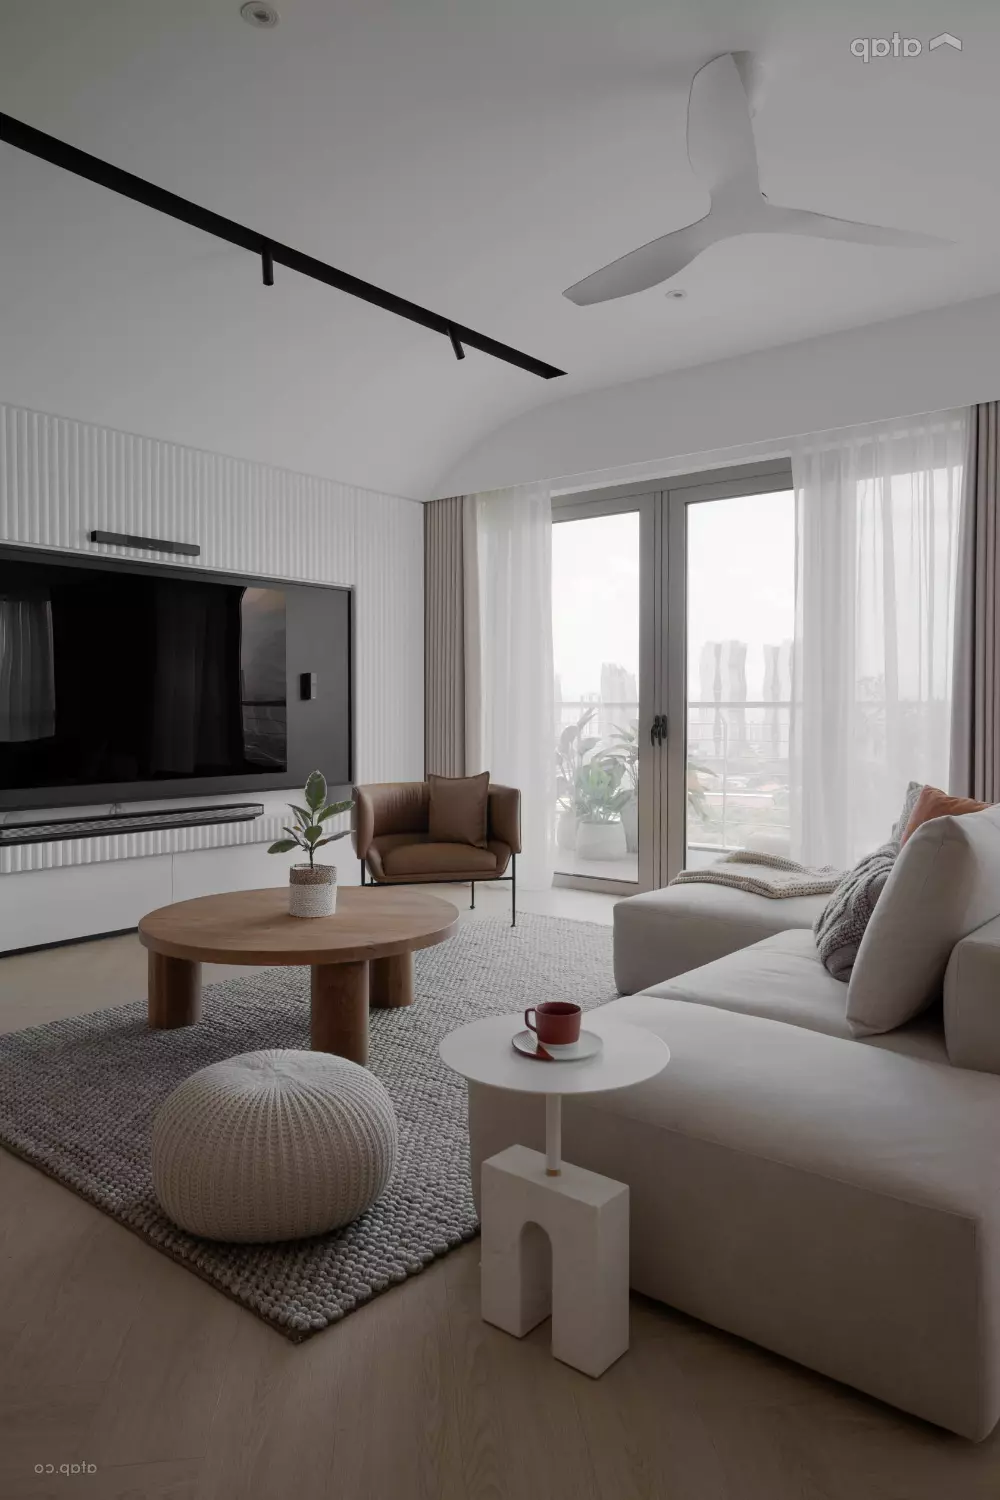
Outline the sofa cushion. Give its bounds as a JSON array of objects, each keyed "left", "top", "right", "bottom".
[
  {"left": 813, "top": 842, "right": 897, "bottom": 981},
  {"left": 641, "top": 929, "right": 946, "bottom": 1061},
  {"left": 612, "top": 881, "right": 827, "bottom": 995},
  {"left": 427, "top": 771, "right": 490, "bottom": 849},
  {"left": 847, "top": 806, "right": 1000, "bottom": 1037},
  {"left": 944, "top": 914, "right": 1000, "bottom": 1074},
  {"left": 646, "top": 930, "right": 852, "bottom": 1037}
]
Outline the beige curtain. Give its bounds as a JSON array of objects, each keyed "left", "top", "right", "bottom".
[
  {"left": 423, "top": 496, "right": 466, "bottom": 777},
  {"left": 951, "top": 402, "right": 1000, "bottom": 801}
]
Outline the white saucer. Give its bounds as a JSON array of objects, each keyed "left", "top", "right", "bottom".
[{"left": 511, "top": 1028, "right": 604, "bottom": 1063}]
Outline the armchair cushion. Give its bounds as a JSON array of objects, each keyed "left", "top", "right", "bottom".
[
  {"left": 381, "top": 838, "right": 500, "bottom": 879},
  {"left": 366, "top": 833, "right": 512, "bottom": 881},
  {"left": 427, "top": 772, "right": 490, "bottom": 849},
  {"left": 353, "top": 782, "right": 429, "bottom": 860}
]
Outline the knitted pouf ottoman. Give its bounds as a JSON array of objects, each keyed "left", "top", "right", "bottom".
[{"left": 151, "top": 1049, "right": 398, "bottom": 1242}]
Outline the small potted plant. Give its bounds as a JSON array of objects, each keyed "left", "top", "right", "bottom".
[{"left": 268, "top": 771, "right": 353, "bottom": 917}]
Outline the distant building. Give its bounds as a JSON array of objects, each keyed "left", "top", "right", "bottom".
[
  {"left": 698, "top": 641, "right": 749, "bottom": 758},
  {"left": 599, "top": 663, "right": 638, "bottom": 738}
]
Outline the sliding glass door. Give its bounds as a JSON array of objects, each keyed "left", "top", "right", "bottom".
[
  {"left": 551, "top": 492, "right": 656, "bottom": 890},
  {"left": 664, "top": 471, "right": 796, "bottom": 878},
  {"left": 552, "top": 463, "right": 793, "bottom": 892}
]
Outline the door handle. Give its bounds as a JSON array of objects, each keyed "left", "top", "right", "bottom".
[{"left": 649, "top": 713, "right": 668, "bottom": 747}]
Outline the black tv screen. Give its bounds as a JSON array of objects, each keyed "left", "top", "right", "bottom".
[{"left": 0, "top": 546, "right": 352, "bottom": 810}]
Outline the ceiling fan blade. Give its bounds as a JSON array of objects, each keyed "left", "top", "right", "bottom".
[
  {"left": 687, "top": 52, "right": 760, "bottom": 194},
  {"left": 562, "top": 216, "right": 716, "bottom": 305},
  {"left": 762, "top": 204, "right": 949, "bottom": 249}
]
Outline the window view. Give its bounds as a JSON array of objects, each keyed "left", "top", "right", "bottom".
[
  {"left": 553, "top": 511, "right": 640, "bottom": 882},
  {"left": 685, "top": 491, "right": 795, "bottom": 868}
]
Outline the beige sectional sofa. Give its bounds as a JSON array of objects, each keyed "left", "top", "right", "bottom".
[{"left": 467, "top": 808, "right": 1000, "bottom": 1440}]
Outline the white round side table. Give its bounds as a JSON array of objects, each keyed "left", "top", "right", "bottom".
[{"left": 440, "top": 1010, "right": 669, "bottom": 1378}]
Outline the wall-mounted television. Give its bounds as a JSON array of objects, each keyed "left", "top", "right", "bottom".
[{"left": 0, "top": 545, "right": 353, "bottom": 811}]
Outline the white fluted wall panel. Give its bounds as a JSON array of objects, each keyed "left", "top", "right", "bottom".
[{"left": 0, "top": 401, "right": 423, "bottom": 944}]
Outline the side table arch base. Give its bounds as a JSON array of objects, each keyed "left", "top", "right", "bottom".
[{"left": 480, "top": 1143, "right": 630, "bottom": 1378}]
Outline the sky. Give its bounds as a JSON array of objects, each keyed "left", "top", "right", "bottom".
[{"left": 551, "top": 492, "right": 795, "bottom": 705}]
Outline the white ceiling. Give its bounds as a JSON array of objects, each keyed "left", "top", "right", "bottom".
[{"left": 2, "top": 0, "right": 999, "bottom": 498}]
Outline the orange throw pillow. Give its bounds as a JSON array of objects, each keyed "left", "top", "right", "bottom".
[{"left": 901, "top": 785, "right": 988, "bottom": 845}]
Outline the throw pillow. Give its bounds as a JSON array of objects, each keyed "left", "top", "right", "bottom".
[
  {"left": 847, "top": 806, "right": 1000, "bottom": 1036},
  {"left": 901, "top": 784, "right": 987, "bottom": 845},
  {"left": 889, "top": 781, "right": 924, "bottom": 848},
  {"left": 427, "top": 772, "right": 490, "bottom": 849},
  {"left": 813, "top": 842, "right": 897, "bottom": 982}
]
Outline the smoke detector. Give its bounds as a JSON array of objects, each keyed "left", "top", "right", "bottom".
[{"left": 240, "top": 2, "right": 279, "bottom": 27}]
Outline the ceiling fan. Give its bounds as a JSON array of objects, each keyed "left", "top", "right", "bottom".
[{"left": 563, "top": 52, "right": 945, "bottom": 306}]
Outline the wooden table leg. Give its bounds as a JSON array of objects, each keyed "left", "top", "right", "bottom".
[
  {"left": 311, "top": 961, "right": 370, "bottom": 1064},
  {"left": 148, "top": 951, "right": 202, "bottom": 1029},
  {"left": 370, "top": 951, "right": 414, "bottom": 1009}
]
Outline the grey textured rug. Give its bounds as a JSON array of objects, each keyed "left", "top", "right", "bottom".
[{"left": 0, "top": 913, "right": 615, "bottom": 1340}]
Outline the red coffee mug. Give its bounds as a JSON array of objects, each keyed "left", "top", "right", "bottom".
[{"left": 524, "top": 1001, "right": 582, "bottom": 1046}]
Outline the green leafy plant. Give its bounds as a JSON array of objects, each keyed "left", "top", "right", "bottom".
[
  {"left": 600, "top": 720, "right": 639, "bottom": 797},
  {"left": 573, "top": 760, "right": 632, "bottom": 823},
  {"left": 268, "top": 771, "right": 353, "bottom": 870},
  {"left": 556, "top": 707, "right": 600, "bottom": 812},
  {"left": 602, "top": 720, "right": 717, "bottom": 825}
]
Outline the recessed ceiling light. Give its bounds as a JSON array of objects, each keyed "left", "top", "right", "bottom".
[
  {"left": 664, "top": 289, "right": 687, "bottom": 300},
  {"left": 240, "top": 2, "right": 279, "bottom": 27}
]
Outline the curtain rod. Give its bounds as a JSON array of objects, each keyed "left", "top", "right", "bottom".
[{"left": 0, "top": 111, "right": 566, "bottom": 383}]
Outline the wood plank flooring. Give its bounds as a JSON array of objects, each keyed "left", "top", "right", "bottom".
[{"left": 2, "top": 883, "right": 1000, "bottom": 1498}]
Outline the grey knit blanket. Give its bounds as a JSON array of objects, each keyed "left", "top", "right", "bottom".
[{"left": 671, "top": 850, "right": 843, "bottom": 899}]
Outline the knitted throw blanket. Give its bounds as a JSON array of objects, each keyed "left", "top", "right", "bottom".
[{"left": 671, "top": 850, "right": 843, "bottom": 899}]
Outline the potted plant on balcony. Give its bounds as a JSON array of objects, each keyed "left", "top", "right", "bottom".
[
  {"left": 573, "top": 760, "right": 632, "bottom": 861},
  {"left": 268, "top": 771, "right": 353, "bottom": 917},
  {"left": 555, "top": 707, "right": 599, "bottom": 852},
  {"left": 602, "top": 721, "right": 640, "bottom": 853}
]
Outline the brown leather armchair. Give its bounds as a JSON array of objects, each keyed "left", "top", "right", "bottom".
[{"left": 353, "top": 781, "right": 521, "bottom": 926}]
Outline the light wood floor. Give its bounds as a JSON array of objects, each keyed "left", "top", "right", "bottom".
[{"left": 2, "top": 883, "right": 1000, "bottom": 1499}]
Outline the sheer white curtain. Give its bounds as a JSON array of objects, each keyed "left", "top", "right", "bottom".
[
  {"left": 790, "top": 410, "right": 968, "bottom": 868},
  {"left": 463, "top": 482, "right": 555, "bottom": 889}
]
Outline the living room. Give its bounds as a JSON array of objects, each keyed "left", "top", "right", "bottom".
[{"left": 2, "top": 4, "right": 1000, "bottom": 1497}]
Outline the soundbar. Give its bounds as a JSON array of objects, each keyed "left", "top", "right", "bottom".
[
  {"left": 0, "top": 802, "right": 264, "bottom": 847},
  {"left": 89, "top": 530, "right": 200, "bottom": 557}
]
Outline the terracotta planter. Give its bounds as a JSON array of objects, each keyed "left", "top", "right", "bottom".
[{"left": 289, "top": 864, "right": 337, "bottom": 918}]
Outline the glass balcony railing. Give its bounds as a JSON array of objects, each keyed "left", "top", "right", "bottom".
[{"left": 555, "top": 698, "right": 792, "bottom": 875}]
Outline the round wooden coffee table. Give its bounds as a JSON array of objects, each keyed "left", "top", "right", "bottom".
[{"left": 139, "top": 886, "right": 459, "bottom": 1065}]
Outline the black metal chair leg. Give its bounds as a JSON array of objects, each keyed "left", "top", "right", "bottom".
[
  {"left": 360, "top": 860, "right": 365, "bottom": 886},
  {"left": 470, "top": 881, "right": 475, "bottom": 909},
  {"left": 511, "top": 854, "right": 516, "bottom": 927}
]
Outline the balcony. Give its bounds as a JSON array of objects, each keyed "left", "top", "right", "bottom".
[{"left": 555, "top": 699, "right": 791, "bottom": 882}]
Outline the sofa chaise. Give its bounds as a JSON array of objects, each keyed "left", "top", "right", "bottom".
[{"left": 467, "top": 807, "right": 1000, "bottom": 1440}]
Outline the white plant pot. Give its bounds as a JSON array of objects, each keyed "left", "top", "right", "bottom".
[
  {"left": 620, "top": 797, "right": 639, "bottom": 855},
  {"left": 556, "top": 809, "right": 578, "bottom": 852},
  {"left": 575, "top": 820, "right": 627, "bottom": 862},
  {"left": 289, "top": 863, "right": 338, "bottom": 918}
]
